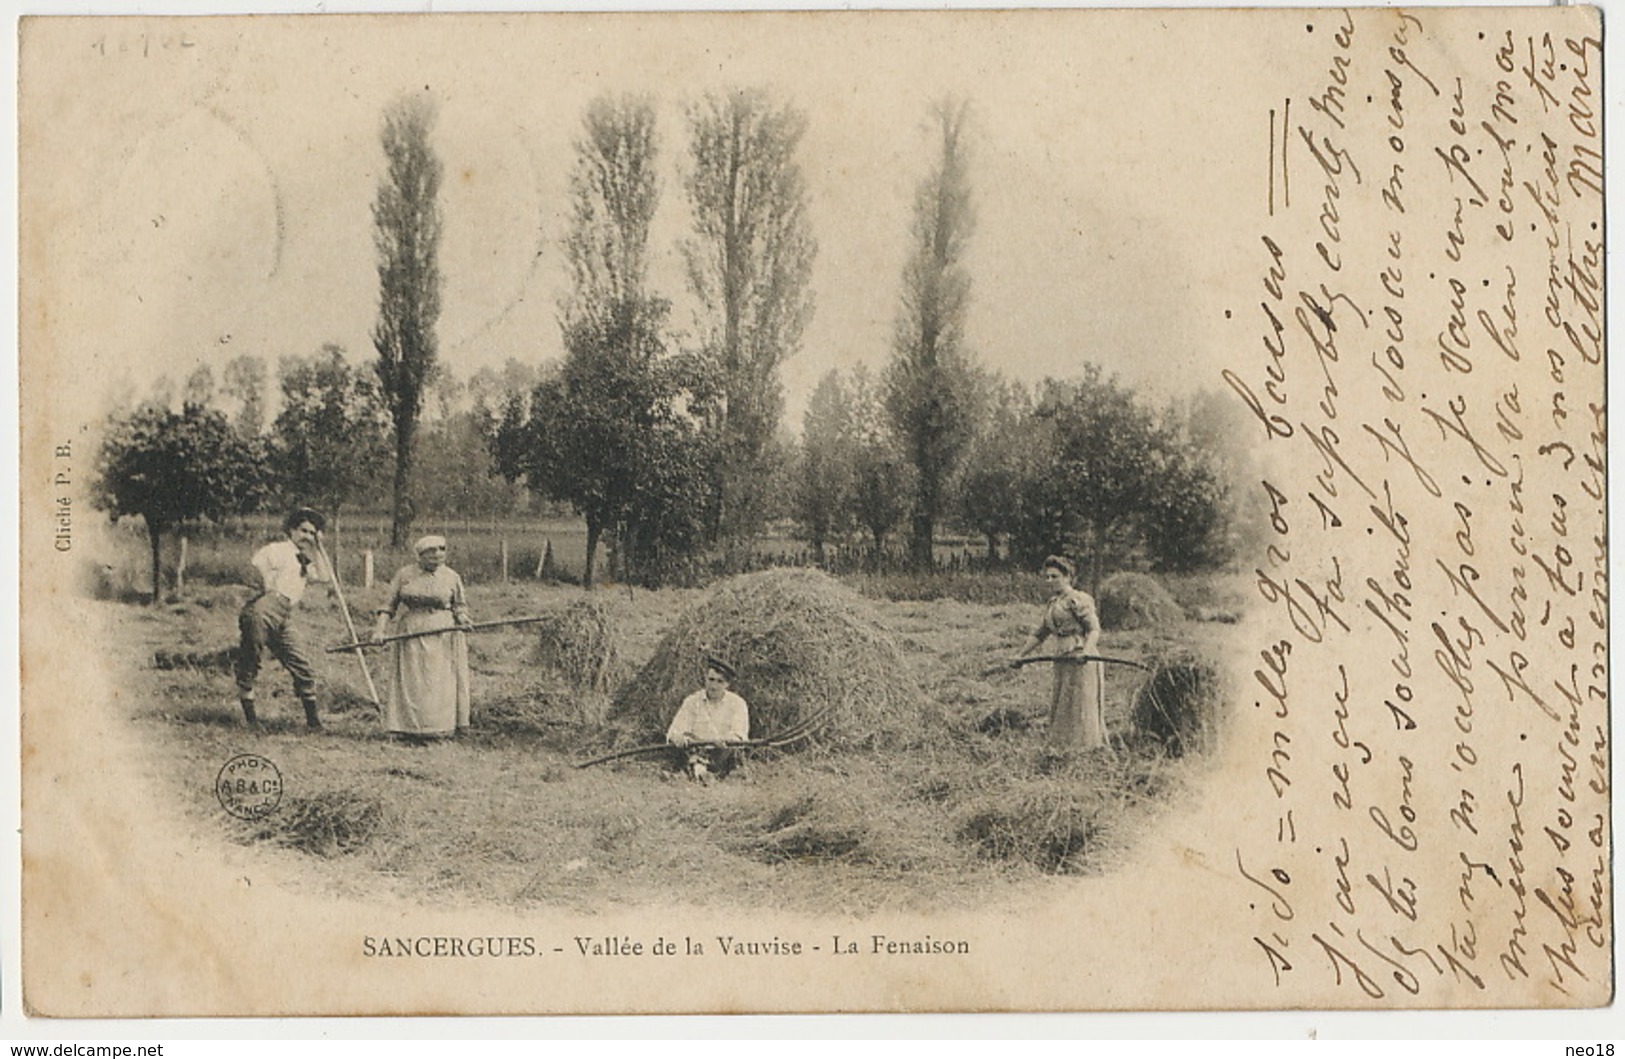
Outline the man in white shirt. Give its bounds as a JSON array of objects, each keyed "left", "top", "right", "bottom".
[
  {"left": 235, "top": 508, "right": 328, "bottom": 729},
  {"left": 666, "top": 656, "right": 750, "bottom": 783}
]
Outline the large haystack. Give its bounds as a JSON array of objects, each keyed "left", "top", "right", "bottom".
[
  {"left": 613, "top": 569, "right": 932, "bottom": 748},
  {"left": 1097, "top": 572, "right": 1184, "bottom": 630}
]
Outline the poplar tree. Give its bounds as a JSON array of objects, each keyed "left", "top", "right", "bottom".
[
  {"left": 371, "top": 93, "right": 444, "bottom": 547},
  {"left": 886, "top": 99, "right": 982, "bottom": 569},
  {"left": 683, "top": 88, "right": 816, "bottom": 546}
]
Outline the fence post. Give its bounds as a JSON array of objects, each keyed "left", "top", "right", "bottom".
[
  {"left": 176, "top": 535, "right": 188, "bottom": 595},
  {"left": 363, "top": 549, "right": 374, "bottom": 590},
  {"left": 500, "top": 538, "right": 510, "bottom": 583}
]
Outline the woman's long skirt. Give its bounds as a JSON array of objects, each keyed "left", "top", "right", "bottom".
[
  {"left": 386, "top": 610, "right": 470, "bottom": 737},
  {"left": 1048, "top": 637, "right": 1106, "bottom": 750}
]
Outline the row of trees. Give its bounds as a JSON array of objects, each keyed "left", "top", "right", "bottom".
[
  {"left": 488, "top": 96, "right": 1005, "bottom": 587},
  {"left": 96, "top": 86, "right": 1249, "bottom": 601},
  {"left": 795, "top": 366, "right": 1249, "bottom": 589},
  {"left": 95, "top": 344, "right": 534, "bottom": 601}
]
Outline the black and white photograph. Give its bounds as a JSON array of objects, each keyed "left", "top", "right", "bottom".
[{"left": 16, "top": 5, "right": 1609, "bottom": 1019}]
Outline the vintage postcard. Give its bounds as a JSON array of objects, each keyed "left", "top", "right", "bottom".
[{"left": 18, "top": 8, "right": 1607, "bottom": 1017}]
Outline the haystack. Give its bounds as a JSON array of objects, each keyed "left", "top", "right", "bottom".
[
  {"left": 613, "top": 569, "right": 933, "bottom": 748},
  {"left": 535, "top": 596, "right": 627, "bottom": 696},
  {"left": 1097, "top": 572, "right": 1184, "bottom": 630},
  {"left": 1132, "top": 648, "right": 1224, "bottom": 756}
]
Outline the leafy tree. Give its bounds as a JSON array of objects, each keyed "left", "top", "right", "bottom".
[
  {"left": 489, "top": 388, "right": 532, "bottom": 493},
  {"left": 848, "top": 366, "right": 915, "bottom": 554},
  {"left": 148, "top": 374, "right": 177, "bottom": 411},
  {"left": 683, "top": 88, "right": 817, "bottom": 546},
  {"left": 500, "top": 95, "right": 718, "bottom": 588},
  {"left": 94, "top": 402, "right": 267, "bottom": 603},
  {"left": 183, "top": 365, "right": 215, "bottom": 407},
  {"left": 270, "top": 344, "right": 391, "bottom": 531},
  {"left": 1006, "top": 368, "right": 1235, "bottom": 589},
  {"left": 1141, "top": 426, "right": 1232, "bottom": 573},
  {"left": 885, "top": 99, "right": 983, "bottom": 569},
  {"left": 471, "top": 360, "right": 540, "bottom": 513},
  {"left": 467, "top": 359, "right": 539, "bottom": 418},
  {"left": 222, "top": 354, "right": 268, "bottom": 436},
  {"left": 372, "top": 93, "right": 444, "bottom": 547},
  {"left": 1142, "top": 392, "right": 1244, "bottom": 573},
  {"left": 415, "top": 408, "right": 526, "bottom": 528},
  {"left": 512, "top": 306, "right": 716, "bottom": 588},
  {"left": 954, "top": 375, "right": 1031, "bottom": 561},
  {"left": 794, "top": 370, "right": 855, "bottom": 561}
]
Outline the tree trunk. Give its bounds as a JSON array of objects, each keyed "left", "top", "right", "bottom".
[
  {"left": 984, "top": 532, "right": 1000, "bottom": 565},
  {"left": 583, "top": 516, "right": 602, "bottom": 591},
  {"left": 147, "top": 521, "right": 164, "bottom": 605},
  {"left": 390, "top": 419, "right": 415, "bottom": 548},
  {"left": 910, "top": 512, "right": 934, "bottom": 570},
  {"left": 330, "top": 507, "right": 343, "bottom": 588}
]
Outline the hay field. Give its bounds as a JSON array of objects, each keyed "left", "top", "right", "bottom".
[{"left": 97, "top": 569, "right": 1236, "bottom": 914}]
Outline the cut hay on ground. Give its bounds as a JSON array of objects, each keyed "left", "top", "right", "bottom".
[
  {"left": 245, "top": 790, "right": 385, "bottom": 858},
  {"left": 613, "top": 569, "right": 934, "bottom": 748},
  {"left": 478, "top": 683, "right": 592, "bottom": 736},
  {"left": 725, "top": 784, "right": 965, "bottom": 876},
  {"left": 1097, "top": 572, "right": 1184, "bottom": 630},
  {"left": 1133, "top": 649, "right": 1224, "bottom": 756},
  {"left": 152, "top": 646, "right": 237, "bottom": 673},
  {"left": 955, "top": 781, "right": 1106, "bottom": 874}
]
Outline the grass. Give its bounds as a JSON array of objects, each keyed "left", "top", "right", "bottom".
[{"left": 102, "top": 560, "right": 1235, "bottom": 914}]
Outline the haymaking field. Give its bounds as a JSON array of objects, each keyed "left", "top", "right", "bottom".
[{"left": 101, "top": 553, "right": 1239, "bottom": 915}]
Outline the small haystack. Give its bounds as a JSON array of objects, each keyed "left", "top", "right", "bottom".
[
  {"left": 614, "top": 569, "right": 933, "bottom": 748},
  {"left": 1133, "top": 649, "right": 1224, "bottom": 756},
  {"left": 248, "top": 790, "right": 385, "bottom": 858},
  {"left": 1097, "top": 572, "right": 1184, "bottom": 630},
  {"left": 536, "top": 596, "right": 627, "bottom": 696}
]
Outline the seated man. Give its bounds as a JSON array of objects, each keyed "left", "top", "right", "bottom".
[{"left": 666, "top": 656, "right": 750, "bottom": 784}]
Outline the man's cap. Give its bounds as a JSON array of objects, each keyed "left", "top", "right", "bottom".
[
  {"left": 1042, "top": 554, "right": 1075, "bottom": 578},
  {"left": 703, "top": 655, "right": 737, "bottom": 681},
  {"left": 284, "top": 507, "right": 326, "bottom": 533}
]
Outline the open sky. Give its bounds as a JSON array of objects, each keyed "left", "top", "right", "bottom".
[{"left": 29, "top": 9, "right": 1265, "bottom": 430}]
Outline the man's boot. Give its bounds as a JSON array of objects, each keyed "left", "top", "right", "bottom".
[
  {"left": 239, "top": 697, "right": 259, "bottom": 727},
  {"left": 301, "top": 698, "right": 322, "bottom": 730}
]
